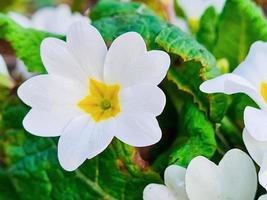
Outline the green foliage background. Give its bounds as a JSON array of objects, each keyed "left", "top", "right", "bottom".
[{"left": 0, "top": 0, "right": 266, "bottom": 199}]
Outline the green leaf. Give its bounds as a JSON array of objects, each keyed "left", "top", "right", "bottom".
[
  {"left": 0, "top": 13, "right": 62, "bottom": 73},
  {"left": 156, "top": 26, "right": 228, "bottom": 122},
  {"left": 156, "top": 26, "right": 218, "bottom": 79},
  {"left": 213, "top": 0, "right": 267, "bottom": 71},
  {"left": 197, "top": 7, "right": 219, "bottom": 52},
  {"left": 0, "top": 100, "right": 161, "bottom": 200},
  {"left": 169, "top": 100, "right": 216, "bottom": 166},
  {"left": 93, "top": 14, "right": 167, "bottom": 49},
  {"left": 90, "top": 0, "right": 156, "bottom": 21}
]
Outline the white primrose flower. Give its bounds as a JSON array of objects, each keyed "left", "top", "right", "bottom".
[
  {"left": 178, "top": 0, "right": 226, "bottom": 20},
  {"left": 185, "top": 149, "right": 257, "bottom": 200},
  {"left": 200, "top": 41, "right": 267, "bottom": 141},
  {"left": 143, "top": 149, "right": 256, "bottom": 200},
  {"left": 9, "top": 4, "right": 90, "bottom": 35},
  {"left": 143, "top": 165, "right": 188, "bottom": 200},
  {"left": 17, "top": 21, "right": 170, "bottom": 171},
  {"left": 0, "top": 54, "right": 14, "bottom": 88}
]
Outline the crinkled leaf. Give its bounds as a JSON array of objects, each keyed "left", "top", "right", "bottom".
[
  {"left": 90, "top": 0, "right": 157, "bottom": 21},
  {"left": 156, "top": 26, "right": 228, "bottom": 122},
  {"left": 169, "top": 101, "right": 216, "bottom": 166},
  {"left": 93, "top": 14, "right": 167, "bottom": 49},
  {"left": 0, "top": 99, "right": 161, "bottom": 200}
]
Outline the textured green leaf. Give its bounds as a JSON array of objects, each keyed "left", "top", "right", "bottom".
[
  {"left": 156, "top": 26, "right": 228, "bottom": 122},
  {"left": 213, "top": 0, "right": 267, "bottom": 71},
  {"left": 90, "top": 0, "right": 156, "bottom": 21},
  {"left": 0, "top": 100, "right": 161, "bottom": 200},
  {"left": 197, "top": 7, "right": 219, "bottom": 52},
  {"left": 0, "top": 13, "right": 61, "bottom": 73},
  {"left": 93, "top": 14, "right": 167, "bottom": 49},
  {"left": 169, "top": 100, "right": 217, "bottom": 166}
]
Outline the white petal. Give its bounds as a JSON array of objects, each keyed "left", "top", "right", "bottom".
[
  {"left": 114, "top": 113, "right": 162, "bottom": 147},
  {"left": 8, "top": 12, "right": 32, "bottom": 28},
  {"left": 179, "top": 0, "right": 210, "bottom": 19},
  {"left": 32, "top": 4, "right": 89, "bottom": 35},
  {"left": 0, "top": 55, "right": 14, "bottom": 88},
  {"left": 200, "top": 73, "right": 266, "bottom": 109},
  {"left": 259, "top": 154, "right": 267, "bottom": 190},
  {"left": 243, "top": 128, "right": 267, "bottom": 166},
  {"left": 66, "top": 21, "right": 107, "bottom": 80},
  {"left": 17, "top": 74, "right": 85, "bottom": 109},
  {"left": 259, "top": 194, "right": 267, "bottom": 200},
  {"left": 218, "top": 149, "right": 257, "bottom": 200},
  {"left": 120, "top": 85, "right": 166, "bottom": 116},
  {"left": 186, "top": 149, "right": 257, "bottom": 200},
  {"left": 186, "top": 156, "right": 219, "bottom": 200},
  {"left": 179, "top": 0, "right": 225, "bottom": 19},
  {"left": 233, "top": 41, "right": 267, "bottom": 88},
  {"left": 40, "top": 38, "right": 88, "bottom": 84},
  {"left": 104, "top": 32, "right": 147, "bottom": 86},
  {"left": 143, "top": 184, "right": 177, "bottom": 200},
  {"left": 23, "top": 108, "right": 79, "bottom": 137},
  {"left": 244, "top": 107, "right": 267, "bottom": 141},
  {"left": 58, "top": 115, "right": 114, "bottom": 171},
  {"left": 164, "top": 165, "right": 188, "bottom": 200},
  {"left": 105, "top": 49, "right": 170, "bottom": 87}
]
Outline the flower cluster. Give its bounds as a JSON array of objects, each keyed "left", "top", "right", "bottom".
[{"left": 200, "top": 41, "right": 267, "bottom": 194}]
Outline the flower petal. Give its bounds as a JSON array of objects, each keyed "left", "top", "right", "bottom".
[
  {"left": 218, "top": 149, "right": 257, "bottom": 200},
  {"left": 200, "top": 73, "right": 265, "bottom": 109},
  {"left": 67, "top": 21, "right": 107, "bottom": 80},
  {"left": 41, "top": 38, "right": 87, "bottom": 84},
  {"left": 17, "top": 74, "right": 85, "bottom": 109},
  {"left": 120, "top": 85, "right": 166, "bottom": 116},
  {"left": 105, "top": 49, "right": 170, "bottom": 87},
  {"left": 143, "top": 184, "right": 177, "bottom": 200},
  {"left": 114, "top": 113, "right": 162, "bottom": 147},
  {"left": 164, "top": 165, "right": 188, "bottom": 200},
  {"left": 186, "top": 156, "right": 219, "bottom": 200},
  {"left": 32, "top": 4, "right": 89, "bottom": 35},
  {"left": 186, "top": 149, "right": 257, "bottom": 200},
  {"left": 243, "top": 128, "right": 267, "bottom": 166},
  {"left": 259, "top": 154, "right": 267, "bottom": 190},
  {"left": 23, "top": 108, "right": 79, "bottom": 137},
  {"left": 104, "top": 32, "right": 148, "bottom": 86},
  {"left": 244, "top": 106, "right": 267, "bottom": 141},
  {"left": 58, "top": 115, "right": 114, "bottom": 171},
  {"left": 259, "top": 194, "right": 267, "bottom": 200},
  {"left": 233, "top": 41, "right": 267, "bottom": 88},
  {"left": 8, "top": 12, "right": 32, "bottom": 28}
]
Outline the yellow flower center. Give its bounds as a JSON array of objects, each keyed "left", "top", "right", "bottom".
[
  {"left": 261, "top": 82, "right": 267, "bottom": 103},
  {"left": 78, "top": 79, "right": 121, "bottom": 122}
]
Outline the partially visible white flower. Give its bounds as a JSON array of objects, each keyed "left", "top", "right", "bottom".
[
  {"left": 143, "top": 149, "right": 256, "bottom": 200},
  {"left": 9, "top": 4, "right": 90, "bottom": 35},
  {"left": 18, "top": 21, "right": 170, "bottom": 171},
  {"left": 186, "top": 149, "right": 257, "bottom": 200},
  {"left": 200, "top": 41, "right": 267, "bottom": 141},
  {"left": 143, "top": 165, "right": 188, "bottom": 200},
  {"left": 0, "top": 55, "right": 14, "bottom": 88},
  {"left": 259, "top": 194, "right": 267, "bottom": 200},
  {"left": 178, "top": 0, "right": 225, "bottom": 20}
]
